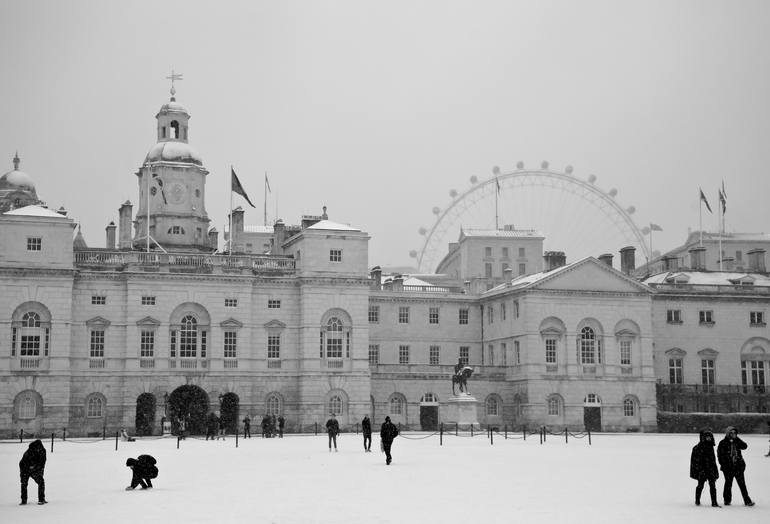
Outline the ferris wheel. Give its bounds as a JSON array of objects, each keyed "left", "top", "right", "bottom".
[{"left": 409, "top": 162, "right": 653, "bottom": 274}]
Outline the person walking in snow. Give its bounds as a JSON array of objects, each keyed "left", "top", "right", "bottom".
[
  {"left": 125, "top": 454, "right": 158, "bottom": 490},
  {"left": 690, "top": 430, "right": 720, "bottom": 507},
  {"left": 278, "top": 415, "right": 285, "bottom": 438},
  {"left": 217, "top": 412, "right": 226, "bottom": 440},
  {"left": 243, "top": 415, "right": 251, "bottom": 438},
  {"left": 362, "top": 414, "right": 372, "bottom": 452},
  {"left": 380, "top": 416, "right": 399, "bottom": 465},
  {"left": 326, "top": 413, "right": 340, "bottom": 452},
  {"left": 717, "top": 426, "right": 755, "bottom": 506},
  {"left": 206, "top": 412, "right": 218, "bottom": 440},
  {"left": 19, "top": 439, "right": 46, "bottom": 505}
]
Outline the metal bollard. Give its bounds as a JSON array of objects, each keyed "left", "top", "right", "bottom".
[
  {"left": 115, "top": 431, "right": 119, "bottom": 451},
  {"left": 565, "top": 428, "right": 568, "bottom": 443},
  {"left": 62, "top": 428, "right": 66, "bottom": 441},
  {"left": 456, "top": 423, "right": 458, "bottom": 436},
  {"left": 51, "top": 433, "right": 55, "bottom": 453},
  {"left": 19, "top": 428, "right": 23, "bottom": 442},
  {"left": 177, "top": 436, "right": 181, "bottom": 449},
  {"left": 490, "top": 428, "right": 494, "bottom": 446},
  {"left": 470, "top": 424, "right": 473, "bottom": 437},
  {"left": 588, "top": 429, "right": 591, "bottom": 445},
  {"left": 539, "top": 428, "right": 543, "bottom": 445},
  {"left": 236, "top": 431, "right": 239, "bottom": 448},
  {"left": 440, "top": 423, "right": 443, "bottom": 446},
  {"left": 103, "top": 426, "right": 106, "bottom": 440},
  {"left": 523, "top": 426, "right": 526, "bottom": 441},
  {"left": 505, "top": 424, "right": 507, "bottom": 440},
  {"left": 315, "top": 422, "right": 318, "bottom": 436}
]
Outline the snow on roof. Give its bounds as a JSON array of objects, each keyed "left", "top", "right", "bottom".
[
  {"left": 306, "top": 220, "right": 360, "bottom": 232},
  {"left": 643, "top": 271, "right": 770, "bottom": 287},
  {"left": 4, "top": 205, "right": 67, "bottom": 218},
  {"left": 461, "top": 228, "right": 543, "bottom": 238}
]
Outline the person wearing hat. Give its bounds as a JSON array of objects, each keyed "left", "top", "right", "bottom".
[
  {"left": 19, "top": 439, "right": 47, "bottom": 505},
  {"left": 326, "top": 413, "right": 340, "bottom": 452},
  {"left": 689, "top": 430, "right": 720, "bottom": 507},
  {"left": 380, "top": 416, "right": 399, "bottom": 465},
  {"left": 716, "top": 426, "right": 754, "bottom": 506}
]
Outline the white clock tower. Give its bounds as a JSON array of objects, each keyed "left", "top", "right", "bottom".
[{"left": 134, "top": 73, "right": 211, "bottom": 252}]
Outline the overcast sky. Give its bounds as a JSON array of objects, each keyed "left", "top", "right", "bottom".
[{"left": 2, "top": 0, "right": 769, "bottom": 270}]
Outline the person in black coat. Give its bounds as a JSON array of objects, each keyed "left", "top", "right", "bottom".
[
  {"left": 362, "top": 415, "right": 372, "bottom": 452},
  {"left": 278, "top": 415, "right": 285, "bottom": 438},
  {"left": 380, "top": 416, "right": 399, "bottom": 465},
  {"left": 716, "top": 426, "right": 754, "bottom": 506},
  {"left": 690, "top": 430, "right": 720, "bottom": 507},
  {"left": 125, "top": 454, "right": 158, "bottom": 490},
  {"left": 326, "top": 414, "right": 340, "bottom": 451},
  {"left": 19, "top": 439, "right": 46, "bottom": 505},
  {"left": 206, "top": 412, "right": 218, "bottom": 441},
  {"left": 243, "top": 415, "right": 251, "bottom": 438}
]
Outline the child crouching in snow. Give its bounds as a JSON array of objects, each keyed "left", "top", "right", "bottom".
[{"left": 125, "top": 455, "right": 158, "bottom": 490}]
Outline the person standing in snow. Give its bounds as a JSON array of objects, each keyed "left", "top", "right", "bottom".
[
  {"left": 326, "top": 413, "right": 340, "bottom": 452},
  {"left": 278, "top": 415, "right": 285, "bottom": 438},
  {"left": 690, "top": 430, "right": 720, "bottom": 507},
  {"left": 243, "top": 415, "right": 251, "bottom": 438},
  {"left": 19, "top": 439, "right": 46, "bottom": 505},
  {"left": 717, "top": 426, "right": 755, "bottom": 506},
  {"left": 217, "top": 412, "right": 226, "bottom": 440},
  {"left": 362, "top": 414, "right": 372, "bottom": 452},
  {"left": 206, "top": 412, "right": 218, "bottom": 440},
  {"left": 380, "top": 416, "right": 399, "bottom": 465}
]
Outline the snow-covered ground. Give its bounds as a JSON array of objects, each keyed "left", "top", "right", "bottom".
[{"left": 1, "top": 431, "right": 768, "bottom": 523}]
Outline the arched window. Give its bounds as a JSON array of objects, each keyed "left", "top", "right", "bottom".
[
  {"left": 180, "top": 315, "right": 198, "bottom": 358},
  {"left": 19, "top": 395, "right": 36, "bottom": 419},
  {"left": 547, "top": 395, "right": 561, "bottom": 416},
  {"left": 170, "top": 120, "right": 180, "bottom": 139},
  {"left": 580, "top": 327, "right": 596, "bottom": 364},
  {"left": 11, "top": 305, "right": 51, "bottom": 358},
  {"left": 389, "top": 395, "right": 404, "bottom": 415},
  {"left": 486, "top": 396, "right": 499, "bottom": 416},
  {"left": 623, "top": 398, "right": 636, "bottom": 417},
  {"left": 266, "top": 394, "right": 282, "bottom": 415},
  {"left": 326, "top": 318, "right": 343, "bottom": 358},
  {"left": 87, "top": 396, "right": 104, "bottom": 418},
  {"left": 329, "top": 395, "right": 343, "bottom": 416}
]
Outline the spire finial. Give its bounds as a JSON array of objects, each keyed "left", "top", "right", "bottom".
[
  {"left": 166, "top": 69, "right": 184, "bottom": 101},
  {"left": 13, "top": 151, "right": 20, "bottom": 170}
]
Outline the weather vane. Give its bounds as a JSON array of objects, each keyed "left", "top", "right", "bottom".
[{"left": 166, "top": 69, "right": 183, "bottom": 100}]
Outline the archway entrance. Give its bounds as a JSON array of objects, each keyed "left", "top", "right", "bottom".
[
  {"left": 583, "top": 393, "right": 602, "bottom": 432},
  {"left": 219, "top": 392, "right": 240, "bottom": 433},
  {"left": 419, "top": 393, "right": 439, "bottom": 431},
  {"left": 135, "top": 393, "right": 157, "bottom": 436},
  {"left": 168, "top": 385, "right": 209, "bottom": 435}
]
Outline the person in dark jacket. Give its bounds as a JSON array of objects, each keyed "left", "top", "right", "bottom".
[
  {"left": 19, "top": 439, "right": 46, "bottom": 505},
  {"left": 716, "top": 426, "right": 755, "bottom": 506},
  {"left": 326, "top": 413, "right": 340, "bottom": 451},
  {"left": 243, "top": 415, "right": 251, "bottom": 438},
  {"left": 362, "top": 414, "right": 372, "bottom": 452},
  {"left": 125, "top": 454, "right": 158, "bottom": 490},
  {"left": 278, "top": 415, "right": 285, "bottom": 438},
  {"left": 690, "top": 430, "right": 720, "bottom": 507},
  {"left": 380, "top": 416, "right": 399, "bottom": 465},
  {"left": 216, "top": 411, "right": 226, "bottom": 440},
  {"left": 206, "top": 412, "right": 218, "bottom": 441}
]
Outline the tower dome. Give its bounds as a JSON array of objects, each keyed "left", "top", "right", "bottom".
[{"left": 0, "top": 153, "right": 36, "bottom": 193}]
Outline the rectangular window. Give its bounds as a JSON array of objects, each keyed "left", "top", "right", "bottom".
[
  {"left": 518, "top": 263, "right": 526, "bottom": 275},
  {"left": 514, "top": 340, "right": 521, "bottom": 365},
  {"left": 201, "top": 331, "right": 207, "bottom": 359},
  {"left": 518, "top": 247, "right": 525, "bottom": 257},
  {"left": 485, "top": 263, "right": 492, "bottom": 278},
  {"left": 224, "top": 331, "right": 237, "bottom": 358},
  {"left": 699, "top": 310, "right": 714, "bottom": 325},
  {"left": 429, "top": 307, "right": 439, "bottom": 325},
  {"left": 459, "top": 346, "right": 469, "bottom": 366},
  {"left": 224, "top": 298, "right": 238, "bottom": 308},
  {"left": 485, "top": 246, "right": 492, "bottom": 257},
  {"left": 91, "top": 295, "right": 106, "bottom": 305},
  {"left": 501, "top": 342, "right": 507, "bottom": 366},
  {"left": 736, "top": 250, "right": 743, "bottom": 261},
  {"left": 399, "top": 345, "right": 409, "bottom": 364},
  {"left": 501, "top": 303, "right": 506, "bottom": 321},
  {"left": 545, "top": 339, "right": 557, "bottom": 364},
  {"left": 141, "top": 296, "right": 156, "bottom": 306},
  {"left": 459, "top": 308, "right": 469, "bottom": 325},
  {"left": 669, "top": 358, "right": 683, "bottom": 384},
  {"left": 27, "top": 237, "right": 42, "bottom": 251},
  {"left": 140, "top": 330, "right": 154, "bottom": 358},
  {"left": 666, "top": 309, "right": 682, "bottom": 324},
  {"left": 514, "top": 300, "right": 520, "bottom": 318},
  {"left": 326, "top": 333, "right": 343, "bottom": 359},
  {"left": 750, "top": 311, "right": 765, "bottom": 326},
  {"left": 487, "top": 305, "right": 493, "bottom": 324},
  {"left": 398, "top": 306, "right": 410, "bottom": 324},
  {"left": 487, "top": 344, "right": 494, "bottom": 365},
  {"left": 368, "top": 305, "right": 380, "bottom": 323},
  {"left": 429, "top": 345, "right": 440, "bottom": 365},
  {"left": 741, "top": 360, "right": 766, "bottom": 391},
  {"left": 267, "top": 335, "right": 280, "bottom": 359},
  {"left": 90, "top": 330, "right": 105, "bottom": 358},
  {"left": 268, "top": 299, "right": 281, "bottom": 309},
  {"left": 368, "top": 344, "right": 379, "bottom": 365},
  {"left": 701, "top": 359, "right": 715, "bottom": 386},
  {"left": 329, "top": 249, "right": 342, "bottom": 262},
  {"left": 620, "top": 340, "right": 632, "bottom": 366},
  {"left": 502, "top": 247, "right": 509, "bottom": 258},
  {"left": 170, "top": 330, "right": 176, "bottom": 358}
]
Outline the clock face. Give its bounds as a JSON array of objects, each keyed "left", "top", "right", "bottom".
[{"left": 168, "top": 182, "right": 187, "bottom": 205}]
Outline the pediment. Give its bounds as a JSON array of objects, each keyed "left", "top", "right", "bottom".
[
  {"left": 697, "top": 348, "right": 719, "bottom": 358},
  {"left": 540, "top": 327, "right": 564, "bottom": 337},
  {"left": 220, "top": 318, "right": 244, "bottom": 329},
  {"left": 534, "top": 258, "right": 651, "bottom": 294},
  {"left": 86, "top": 316, "right": 111, "bottom": 327},
  {"left": 665, "top": 347, "right": 686, "bottom": 357},
  {"left": 264, "top": 319, "right": 287, "bottom": 330},
  {"left": 136, "top": 316, "right": 161, "bottom": 327}
]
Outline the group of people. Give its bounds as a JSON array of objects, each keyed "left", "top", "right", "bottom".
[
  {"left": 325, "top": 413, "right": 399, "bottom": 465},
  {"left": 205, "top": 411, "right": 227, "bottom": 440},
  {"left": 689, "top": 427, "right": 755, "bottom": 507}
]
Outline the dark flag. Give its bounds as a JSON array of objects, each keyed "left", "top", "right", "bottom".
[
  {"left": 231, "top": 168, "right": 256, "bottom": 208},
  {"left": 699, "top": 188, "right": 712, "bottom": 214},
  {"left": 719, "top": 182, "right": 726, "bottom": 214}
]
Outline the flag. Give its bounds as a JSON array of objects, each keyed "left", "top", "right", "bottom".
[
  {"left": 231, "top": 168, "right": 256, "bottom": 208},
  {"left": 721, "top": 180, "right": 727, "bottom": 198},
  {"left": 649, "top": 223, "right": 663, "bottom": 231},
  {"left": 699, "top": 188, "right": 712, "bottom": 213},
  {"left": 718, "top": 188, "right": 726, "bottom": 214},
  {"left": 496, "top": 177, "right": 501, "bottom": 194},
  {"left": 265, "top": 173, "right": 271, "bottom": 193}
]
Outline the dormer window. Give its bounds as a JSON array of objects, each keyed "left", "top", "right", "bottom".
[
  {"left": 168, "top": 226, "right": 185, "bottom": 235},
  {"left": 170, "top": 120, "right": 180, "bottom": 139}
]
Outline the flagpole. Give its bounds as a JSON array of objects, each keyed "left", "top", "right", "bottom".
[
  {"left": 649, "top": 224, "right": 653, "bottom": 258},
  {"left": 495, "top": 178, "right": 499, "bottom": 230},
  {"left": 264, "top": 171, "right": 268, "bottom": 226},
  {"left": 698, "top": 191, "right": 703, "bottom": 247},
  {"left": 229, "top": 165, "right": 234, "bottom": 257},
  {"left": 718, "top": 190, "right": 723, "bottom": 271},
  {"left": 146, "top": 169, "right": 151, "bottom": 253}
]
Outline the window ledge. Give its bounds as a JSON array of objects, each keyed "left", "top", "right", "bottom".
[
  {"left": 750, "top": 322, "right": 767, "bottom": 328},
  {"left": 666, "top": 320, "right": 683, "bottom": 325}
]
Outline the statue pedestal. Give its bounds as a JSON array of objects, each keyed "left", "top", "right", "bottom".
[{"left": 441, "top": 394, "right": 480, "bottom": 430}]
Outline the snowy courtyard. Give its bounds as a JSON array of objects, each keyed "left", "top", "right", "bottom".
[{"left": 1, "top": 431, "right": 768, "bottom": 523}]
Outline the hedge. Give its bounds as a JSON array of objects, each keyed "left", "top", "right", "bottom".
[{"left": 657, "top": 411, "right": 770, "bottom": 434}]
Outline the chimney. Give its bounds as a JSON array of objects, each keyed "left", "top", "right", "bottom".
[
  {"left": 228, "top": 207, "right": 244, "bottom": 253},
  {"left": 688, "top": 246, "right": 706, "bottom": 271},
  {"left": 208, "top": 227, "right": 219, "bottom": 250},
  {"left": 662, "top": 255, "right": 679, "bottom": 272},
  {"left": 105, "top": 221, "right": 117, "bottom": 250},
  {"left": 720, "top": 256, "right": 735, "bottom": 272},
  {"left": 272, "top": 219, "right": 285, "bottom": 255},
  {"left": 392, "top": 275, "right": 404, "bottom": 291},
  {"left": 747, "top": 248, "right": 766, "bottom": 272},
  {"left": 620, "top": 246, "right": 636, "bottom": 275},
  {"left": 543, "top": 251, "right": 566, "bottom": 271},
  {"left": 370, "top": 266, "right": 382, "bottom": 289},
  {"left": 118, "top": 201, "right": 133, "bottom": 250},
  {"left": 598, "top": 253, "right": 613, "bottom": 268}
]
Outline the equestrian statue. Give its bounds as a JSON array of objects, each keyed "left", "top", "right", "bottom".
[{"left": 452, "top": 358, "right": 474, "bottom": 396}]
